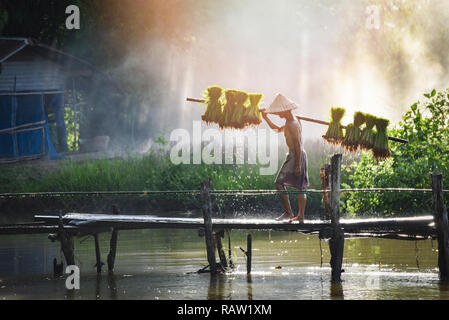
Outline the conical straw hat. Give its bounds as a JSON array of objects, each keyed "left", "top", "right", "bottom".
[{"left": 266, "top": 93, "right": 299, "bottom": 113}]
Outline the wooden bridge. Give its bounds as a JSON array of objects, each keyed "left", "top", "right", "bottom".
[{"left": 1, "top": 154, "right": 448, "bottom": 284}]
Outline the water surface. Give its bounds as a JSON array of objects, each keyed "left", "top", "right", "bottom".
[{"left": 0, "top": 222, "right": 445, "bottom": 300}]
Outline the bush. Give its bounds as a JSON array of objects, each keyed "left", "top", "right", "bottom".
[{"left": 346, "top": 89, "right": 449, "bottom": 216}]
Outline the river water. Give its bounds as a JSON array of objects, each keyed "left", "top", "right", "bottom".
[{"left": 0, "top": 217, "right": 447, "bottom": 300}]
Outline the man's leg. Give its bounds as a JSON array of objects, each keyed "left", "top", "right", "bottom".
[
  {"left": 289, "top": 193, "right": 306, "bottom": 223},
  {"left": 275, "top": 184, "right": 293, "bottom": 221}
]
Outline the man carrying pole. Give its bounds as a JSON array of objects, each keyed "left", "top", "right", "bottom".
[{"left": 261, "top": 94, "right": 309, "bottom": 222}]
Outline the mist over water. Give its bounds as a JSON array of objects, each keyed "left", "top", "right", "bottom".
[{"left": 110, "top": 0, "right": 449, "bottom": 147}]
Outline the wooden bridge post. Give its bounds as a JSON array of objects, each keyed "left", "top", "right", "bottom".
[
  {"left": 215, "top": 230, "right": 228, "bottom": 268},
  {"left": 57, "top": 214, "right": 75, "bottom": 266},
  {"left": 431, "top": 172, "right": 449, "bottom": 282},
  {"left": 201, "top": 178, "right": 217, "bottom": 275},
  {"left": 107, "top": 205, "right": 120, "bottom": 272},
  {"left": 93, "top": 233, "right": 104, "bottom": 273},
  {"left": 246, "top": 234, "right": 252, "bottom": 274},
  {"left": 320, "top": 164, "right": 331, "bottom": 220},
  {"left": 329, "top": 154, "right": 344, "bottom": 283}
]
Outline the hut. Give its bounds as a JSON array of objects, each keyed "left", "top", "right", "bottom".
[{"left": 0, "top": 37, "right": 114, "bottom": 162}]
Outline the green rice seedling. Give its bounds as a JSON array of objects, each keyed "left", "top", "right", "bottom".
[
  {"left": 323, "top": 107, "right": 346, "bottom": 145},
  {"left": 360, "top": 113, "right": 377, "bottom": 150},
  {"left": 373, "top": 118, "right": 391, "bottom": 160},
  {"left": 220, "top": 89, "right": 237, "bottom": 129},
  {"left": 201, "top": 86, "right": 223, "bottom": 124},
  {"left": 342, "top": 111, "right": 365, "bottom": 152},
  {"left": 243, "top": 93, "right": 263, "bottom": 126},
  {"left": 342, "top": 123, "right": 354, "bottom": 151},
  {"left": 231, "top": 90, "right": 249, "bottom": 129}
]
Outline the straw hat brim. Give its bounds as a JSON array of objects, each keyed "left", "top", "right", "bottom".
[{"left": 266, "top": 94, "right": 299, "bottom": 113}]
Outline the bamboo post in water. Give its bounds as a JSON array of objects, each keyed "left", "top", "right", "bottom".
[
  {"left": 215, "top": 230, "right": 228, "bottom": 268},
  {"left": 320, "top": 164, "right": 331, "bottom": 221},
  {"left": 247, "top": 234, "right": 252, "bottom": 274},
  {"left": 431, "top": 172, "right": 449, "bottom": 282},
  {"left": 329, "top": 154, "right": 344, "bottom": 282},
  {"left": 93, "top": 233, "right": 104, "bottom": 273},
  {"left": 107, "top": 205, "right": 120, "bottom": 272},
  {"left": 201, "top": 178, "right": 217, "bottom": 274},
  {"left": 57, "top": 214, "right": 75, "bottom": 266}
]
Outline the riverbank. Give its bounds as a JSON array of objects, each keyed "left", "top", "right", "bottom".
[{"left": 0, "top": 140, "right": 350, "bottom": 218}]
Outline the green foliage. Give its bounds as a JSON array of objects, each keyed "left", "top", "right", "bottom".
[{"left": 346, "top": 88, "right": 449, "bottom": 215}]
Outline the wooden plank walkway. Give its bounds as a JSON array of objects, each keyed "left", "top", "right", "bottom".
[{"left": 24, "top": 213, "right": 435, "bottom": 239}]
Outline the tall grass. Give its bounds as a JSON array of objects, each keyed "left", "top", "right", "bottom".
[{"left": 0, "top": 139, "right": 355, "bottom": 216}]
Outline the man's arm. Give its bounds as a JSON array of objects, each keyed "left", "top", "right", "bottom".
[{"left": 260, "top": 109, "right": 284, "bottom": 133}]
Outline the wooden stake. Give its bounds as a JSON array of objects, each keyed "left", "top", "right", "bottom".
[
  {"left": 227, "top": 230, "right": 234, "bottom": 268},
  {"left": 58, "top": 214, "right": 75, "bottom": 266},
  {"left": 329, "top": 154, "right": 344, "bottom": 283},
  {"left": 431, "top": 172, "right": 449, "bottom": 281},
  {"left": 93, "top": 233, "right": 103, "bottom": 273},
  {"left": 247, "top": 234, "right": 252, "bottom": 274},
  {"left": 201, "top": 178, "right": 217, "bottom": 275},
  {"left": 320, "top": 164, "right": 331, "bottom": 220},
  {"left": 107, "top": 205, "right": 120, "bottom": 272},
  {"left": 215, "top": 230, "right": 228, "bottom": 268}
]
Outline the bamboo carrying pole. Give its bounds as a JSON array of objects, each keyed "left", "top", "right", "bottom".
[{"left": 186, "top": 98, "right": 408, "bottom": 144}]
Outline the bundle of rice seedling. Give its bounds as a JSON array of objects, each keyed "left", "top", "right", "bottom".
[
  {"left": 231, "top": 90, "right": 249, "bottom": 129},
  {"left": 373, "top": 118, "right": 391, "bottom": 160},
  {"left": 341, "top": 123, "right": 354, "bottom": 151},
  {"left": 341, "top": 111, "right": 365, "bottom": 152},
  {"left": 360, "top": 114, "right": 377, "bottom": 150},
  {"left": 201, "top": 86, "right": 223, "bottom": 124},
  {"left": 243, "top": 93, "right": 263, "bottom": 126},
  {"left": 322, "top": 107, "right": 346, "bottom": 145},
  {"left": 220, "top": 89, "right": 237, "bottom": 129}
]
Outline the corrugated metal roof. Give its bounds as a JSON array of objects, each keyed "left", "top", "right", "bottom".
[
  {"left": 0, "top": 37, "right": 123, "bottom": 94},
  {"left": 0, "top": 60, "right": 66, "bottom": 92},
  {"left": 0, "top": 37, "right": 94, "bottom": 76}
]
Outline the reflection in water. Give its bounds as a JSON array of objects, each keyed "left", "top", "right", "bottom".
[
  {"left": 330, "top": 282, "right": 344, "bottom": 300},
  {"left": 95, "top": 274, "right": 101, "bottom": 300},
  {"left": 207, "top": 275, "right": 226, "bottom": 300},
  {"left": 108, "top": 273, "right": 118, "bottom": 300},
  {"left": 0, "top": 229, "right": 444, "bottom": 299},
  {"left": 247, "top": 275, "right": 253, "bottom": 300},
  {"left": 94, "top": 273, "right": 119, "bottom": 300}
]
